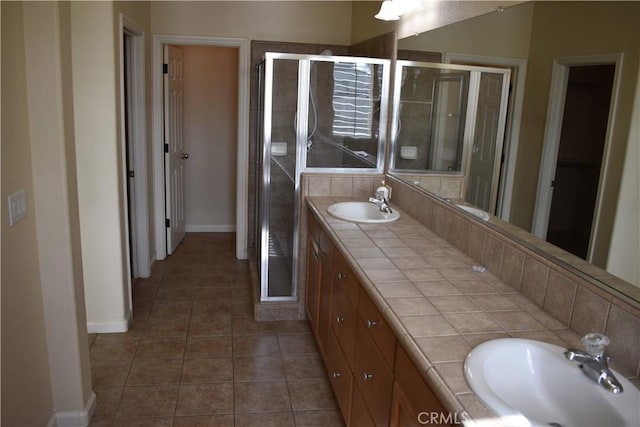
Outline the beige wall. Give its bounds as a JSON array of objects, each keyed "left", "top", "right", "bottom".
[
  {"left": 183, "top": 46, "right": 238, "bottom": 231},
  {"left": 151, "top": 1, "right": 352, "bottom": 44},
  {"left": 2, "top": 1, "right": 94, "bottom": 424},
  {"left": 512, "top": 1, "right": 640, "bottom": 269},
  {"left": 397, "top": 1, "right": 533, "bottom": 59},
  {"left": 608, "top": 63, "right": 640, "bottom": 286},
  {"left": 1, "top": 3, "right": 55, "bottom": 425},
  {"left": 71, "top": 1, "right": 131, "bottom": 331}
]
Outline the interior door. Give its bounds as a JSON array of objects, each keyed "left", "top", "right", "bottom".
[
  {"left": 466, "top": 72, "right": 508, "bottom": 212},
  {"left": 164, "top": 45, "right": 186, "bottom": 255}
]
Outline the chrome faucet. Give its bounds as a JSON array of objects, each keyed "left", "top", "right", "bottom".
[
  {"left": 564, "top": 333, "right": 623, "bottom": 394},
  {"left": 368, "top": 189, "right": 392, "bottom": 214}
]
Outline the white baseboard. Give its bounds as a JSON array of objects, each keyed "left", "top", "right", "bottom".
[
  {"left": 86, "top": 310, "right": 132, "bottom": 334},
  {"left": 54, "top": 391, "right": 96, "bottom": 427},
  {"left": 185, "top": 224, "right": 236, "bottom": 232}
]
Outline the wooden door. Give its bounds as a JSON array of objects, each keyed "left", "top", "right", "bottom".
[
  {"left": 466, "top": 72, "right": 508, "bottom": 212},
  {"left": 164, "top": 45, "right": 186, "bottom": 254}
]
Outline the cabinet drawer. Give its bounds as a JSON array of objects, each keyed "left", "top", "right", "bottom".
[
  {"left": 331, "top": 280, "right": 358, "bottom": 368},
  {"left": 357, "top": 287, "right": 396, "bottom": 369},
  {"left": 393, "top": 344, "right": 449, "bottom": 426},
  {"left": 353, "top": 319, "right": 394, "bottom": 426},
  {"left": 333, "top": 255, "right": 359, "bottom": 307},
  {"left": 326, "top": 329, "right": 353, "bottom": 424}
]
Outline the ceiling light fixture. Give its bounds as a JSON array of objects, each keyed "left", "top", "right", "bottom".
[
  {"left": 374, "top": 0, "right": 401, "bottom": 21},
  {"left": 375, "top": 0, "right": 423, "bottom": 21}
]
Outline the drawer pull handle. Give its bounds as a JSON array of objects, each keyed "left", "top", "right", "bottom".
[
  {"left": 332, "top": 372, "right": 341, "bottom": 379},
  {"left": 313, "top": 251, "right": 321, "bottom": 260},
  {"left": 336, "top": 316, "right": 344, "bottom": 324},
  {"left": 367, "top": 320, "right": 378, "bottom": 328},
  {"left": 337, "top": 272, "right": 348, "bottom": 280},
  {"left": 363, "top": 372, "right": 374, "bottom": 381}
]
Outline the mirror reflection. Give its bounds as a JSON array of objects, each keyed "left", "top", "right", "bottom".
[
  {"left": 390, "top": 61, "right": 510, "bottom": 211},
  {"left": 391, "top": 1, "right": 640, "bottom": 297}
]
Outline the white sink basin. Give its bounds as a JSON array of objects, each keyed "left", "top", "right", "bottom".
[
  {"left": 456, "top": 204, "right": 490, "bottom": 221},
  {"left": 327, "top": 201, "right": 400, "bottom": 224},
  {"left": 464, "top": 338, "right": 639, "bottom": 427}
]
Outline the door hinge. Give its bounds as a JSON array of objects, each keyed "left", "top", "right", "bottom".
[
  {"left": 128, "top": 170, "right": 135, "bottom": 178},
  {"left": 165, "top": 218, "right": 170, "bottom": 228},
  {"left": 163, "top": 63, "right": 168, "bottom": 74},
  {"left": 164, "top": 143, "right": 169, "bottom": 153}
]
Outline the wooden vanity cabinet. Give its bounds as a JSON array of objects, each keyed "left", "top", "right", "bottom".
[
  {"left": 306, "top": 211, "right": 450, "bottom": 427},
  {"left": 390, "top": 345, "right": 451, "bottom": 427},
  {"left": 306, "top": 213, "right": 335, "bottom": 357}
]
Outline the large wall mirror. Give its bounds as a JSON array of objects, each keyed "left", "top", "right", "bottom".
[{"left": 387, "top": 1, "right": 639, "bottom": 301}]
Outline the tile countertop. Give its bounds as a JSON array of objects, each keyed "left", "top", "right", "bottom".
[{"left": 307, "top": 197, "right": 589, "bottom": 423}]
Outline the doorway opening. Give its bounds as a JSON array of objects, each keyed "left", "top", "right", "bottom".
[
  {"left": 162, "top": 44, "right": 240, "bottom": 255},
  {"left": 533, "top": 56, "right": 620, "bottom": 261},
  {"left": 120, "top": 15, "right": 150, "bottom": 279},
  {"left": 152, "top": 35, "right": 250, "bottom": 262}
]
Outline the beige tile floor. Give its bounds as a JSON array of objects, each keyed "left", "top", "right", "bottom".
[{"left": 89, "top": 233, "right": 344, "bottom": 427}]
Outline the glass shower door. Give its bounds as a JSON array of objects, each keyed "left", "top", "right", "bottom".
[{"left": 259, "top": 56, "right": 299, "bottom": 300}]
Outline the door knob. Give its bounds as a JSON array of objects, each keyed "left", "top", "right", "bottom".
[{"left": 181, "top": 153, "right": 189, "bottom": 159}]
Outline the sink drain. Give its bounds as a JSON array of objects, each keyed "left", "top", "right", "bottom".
[{"left": 548, "top": 423, "right": 563, "bottom": 427}]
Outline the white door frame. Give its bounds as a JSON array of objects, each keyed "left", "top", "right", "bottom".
[
  {"left": 152, "top": 34, "right": 250, "bottom": 261},
  {"left": 532, "top": 54, "right": 623, "bottom": 261},
  {"left": 445, "top": 53, "right": 528, "bottom": 220},
  {"left": 119, "top": 14, "right": 151, "bottom": 278}
]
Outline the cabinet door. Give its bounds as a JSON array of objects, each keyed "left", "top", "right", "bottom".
[
  {"left": 358, "top": 287, "right": 396, "bottom": 370},
  {"left": 353, "top": 320, "right": 394, "bottom": 426},
  {"left": 350, "top": 381, "right": 376, "bottom": 427},
  {"left": 326, "top": 328, "right": 353, "bottom": 424},
  {"left": 391, "top": 345, "right": 450, "bottom": 427},
  {"left": 331, "top": 278, "right": 358, "bottom": 368},
  {"left": 317, "top": 258, "right": 333, "bottom": 357},
  {"left": 305, "top": 236, "right": 322, "bottom": 332}
]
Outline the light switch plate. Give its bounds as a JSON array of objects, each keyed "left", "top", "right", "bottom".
[{"left": 8, "top": 189, "right": 27, "bottom": 226}]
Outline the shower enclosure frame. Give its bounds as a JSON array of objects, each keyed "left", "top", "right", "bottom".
[{"left": 257, "top": 52, "right": 391, "bottom": 302}]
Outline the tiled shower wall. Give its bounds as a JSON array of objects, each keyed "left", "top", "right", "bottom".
[{"left": 386, "top": 175, "right": 640, "bottom": 379}]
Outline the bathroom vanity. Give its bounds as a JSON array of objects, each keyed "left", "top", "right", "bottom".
[
  {"left": 306, "top": 207, "right": 449, "bottom": 426},
  {"left": 304, "top": 193, "right": 639, "bottom": 426}
]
